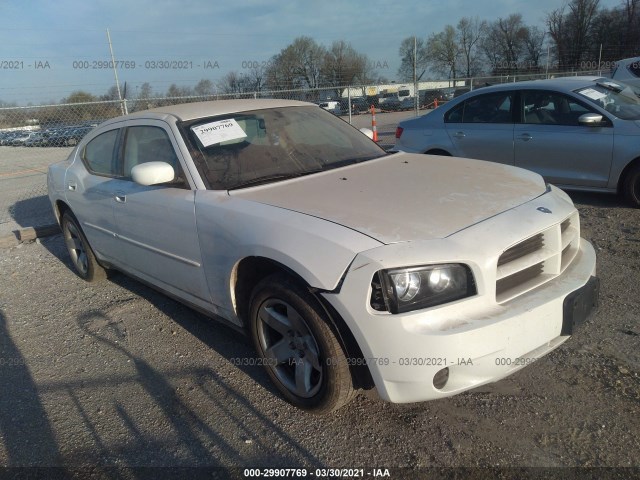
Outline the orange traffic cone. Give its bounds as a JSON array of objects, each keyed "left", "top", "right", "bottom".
[{"left": 371, "top": 105, "right": 378, "bottom": 142}]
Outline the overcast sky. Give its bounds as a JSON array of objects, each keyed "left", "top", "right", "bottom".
[{"left": 0, "top": 0, "right": 623, "bottom": 105}]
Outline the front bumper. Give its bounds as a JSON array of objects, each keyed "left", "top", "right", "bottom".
[{"left": 322, "top": 197, "right": 598, "bottom": 403}]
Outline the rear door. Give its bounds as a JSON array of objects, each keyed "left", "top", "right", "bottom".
[
  {"left": 444, "top": 90, "right": 516, "bottom": 165},
  {"left": 64, "top": 126, "right": 123, "bottom": 264}
]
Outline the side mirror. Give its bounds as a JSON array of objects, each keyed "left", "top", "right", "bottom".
[
  {"left": 131, "top": 161, "right": 175, "bottom": 186},
  {"left": 578, "top": 113, "right": 604, "bottom": 126},
  {"left": 359, "top": 127, "right": 374, "bottom": 139}
]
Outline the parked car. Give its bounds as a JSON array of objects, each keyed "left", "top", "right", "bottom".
[
  {"left": 341, "top": 97, "right": 370, "bottom": 115},
  {"left": 378, "top": 91, "right": 401, "bottom": 111},
  {"left": 453, "top": 87, "right": 471, "bottom": 98},
  {"left": 49, "top": 126, "right": 94, "bottom": 146},
  {"left": 343, "top": 97, "right": 371, "bottom": 115},
  {"left": 422, "top": 89, "right": 448, "bottom": 108},
  {"left": 316, "top": 101, "right": 341, "bottom": 115},
  {"left": 25, "top": 130, "right": 56, "bottom": 147},
  {"left": 48, "top": 99, "right": 598, "bottom": 413},
  {"left": 394, "top": 77, "right": 640, "bottom": 207},
  {"left": 611, "top": 56, "right": 640, "bottom": 87},
  {"left": 10, "top": 131, "right": 38, "bottom": 146},
  {"left": 0, "top": 131, "right": 23, "bottom": 146}
]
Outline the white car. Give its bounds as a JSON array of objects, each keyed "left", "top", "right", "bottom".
[
  {"left": 316, "top": 101, "right": 341, "bottom": 115},
  {"left": 47, "top": 99, "right": 599, "bottom": 413},
  {"left": 611, "top": 56, "right": 640, "bottom": 87}
]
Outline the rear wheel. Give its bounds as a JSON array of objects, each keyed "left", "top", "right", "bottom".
[
  {"left": 61, "top": 212, "right": 106, "bottom": 282},
  {"left": 622, "top": 163, "right": 640, "bottom": 208},
  {"left": 249, "top": 273, "right": 356, "bottom": 413}
]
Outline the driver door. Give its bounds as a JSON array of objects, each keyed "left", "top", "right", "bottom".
[{"left": 110, "top": 121, "right": 211, "bottom": 307}]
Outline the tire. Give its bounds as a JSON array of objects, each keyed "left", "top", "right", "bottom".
[
  {"left": 61, "top": 212, "right": 106, "bottom": 282},
  {"left": 622, "top": 163, "right": 640, "bottom": 208},
  {"left": 249, "top": 273, "right": 356, "bottom": 414}
]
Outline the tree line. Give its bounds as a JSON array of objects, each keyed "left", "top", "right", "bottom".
[
  {"left": 400, "top": 0, "right": 639, "bottom": 81},
  {"left": 1, "top": 0, "right": 637, "bottom": 113}
]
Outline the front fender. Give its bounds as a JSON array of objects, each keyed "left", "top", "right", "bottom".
[{"left": 194, "top": 190, "right": 382, "bottom": 313}]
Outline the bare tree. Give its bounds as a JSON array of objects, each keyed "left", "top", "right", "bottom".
[
  {"left": 425, "top": 25, "right": 460, "bottom": 79},
  {"left": 265, "top": 49, "right": 301, "bottom": 91},
  {"left": 397, "top": 37, "right": 428, "bottom": 81},
  {"left": 244, "top": 67, "right": 267, "bottom": 93},
  {"left": 323, "top": 40, "right": 368, "bottom": 98},
  {"left": 194, "top": 79, "right": 215, "bottom": 96},
  {"left": 547, "top": 6, "right": 569, "bottom": 69},
  {"left": 522, "top": 26, "right": 546, "bottom": 71},
  {"left": 219, "top": 71, "right": 255, "bottom": 97},
  {"left": 482, "top": 15, "right": 529, "bottom": 74},
  {"left": 547, "top": 0, "right": 600, "bottom": 70},
  {"left": 622, "top": 0, "right": 640, "bottom": 57},
  {"left": 267, "top": 36, "right": 326, "bottom": 90},
  {"left": 457, "top": 17, "right": 487, "bottom": 77}
]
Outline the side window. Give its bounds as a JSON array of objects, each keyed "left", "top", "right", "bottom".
[
  {"left": 83, "top": 129, "right": 119, "bottom": 176},
  {"left": 123, "top": 126, "right": 183, "bottom": 184},
  {"left": 523, "top": 91, "right": 599, "bottom": 126},
  {"left": 445, "top": 92, "right": 514, "bottom": 124},
  {"left": 444, "top": 102, "right": 464, "bottom": 123}
]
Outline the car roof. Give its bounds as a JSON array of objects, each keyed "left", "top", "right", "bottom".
[
  {"left": 102, "top": 99, "right": 314, "bottom": 126},
  {"left": 616, "top": 56, "right": 640, "bottom": 65},
  {"left": 461, "top": 76, "right": 607, "bottom": 95}
]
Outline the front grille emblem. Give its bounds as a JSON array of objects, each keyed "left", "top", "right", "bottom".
[{"left": 537, "top": 207, "right": 552, "bottom": 214}]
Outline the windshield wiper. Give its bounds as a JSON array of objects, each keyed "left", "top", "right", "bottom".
[{"left": 228, "top": 170, "right": 324, "bottom": 190}]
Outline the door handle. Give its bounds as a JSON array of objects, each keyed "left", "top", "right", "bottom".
[
  {"left": 453, "top": 131, "right": 466, "bottom": 139},
  {"left": 67, "top": 183, "right": 77, "bottom": 191},
  {"left": 115, "top": 194, "right": 126, "bottom": 203},
  {"left": 518, "top": 133, "right": 532, "bottom": 141}
]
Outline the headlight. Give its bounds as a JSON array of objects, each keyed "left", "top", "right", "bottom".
[{"left": 374, "top": 264, "right": 476, "bottom": 314}]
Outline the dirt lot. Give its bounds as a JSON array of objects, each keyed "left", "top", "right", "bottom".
[{"left": 0, "top": 189, "right": 638, "bottom": 478}]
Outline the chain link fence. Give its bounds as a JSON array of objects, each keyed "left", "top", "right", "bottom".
[{"left": 0, "top": 70, "right": 603, "bottom": 234}]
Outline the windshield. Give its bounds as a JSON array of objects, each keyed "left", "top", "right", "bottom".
[
  {"left": 575, "top": 81, "right": 640, "bottom": 120},
  {"left": 179, "top": 105, "right": 386, "bottom": 190}
]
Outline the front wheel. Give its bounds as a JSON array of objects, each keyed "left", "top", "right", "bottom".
[
  {"left": 622, "top": 163, "right": 640, "bottom": 208},
  {"left": 249, "top": 274, "right": 356, "bottom": 413}
]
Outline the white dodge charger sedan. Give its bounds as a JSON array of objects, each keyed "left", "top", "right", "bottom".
[{"left": 47, "top": 99, "right": 599, "bottom": 413}]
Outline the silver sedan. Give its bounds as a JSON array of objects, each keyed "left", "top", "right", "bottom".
[{"left": 394, "top": 77, "right": 640, "bottom": 207}]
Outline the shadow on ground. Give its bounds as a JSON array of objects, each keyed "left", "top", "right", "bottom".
[
  {"left": 8, "top": 194, "right": 57, "bottom": 230},
  {"left": 20, "top": 234, "right": 321, "bottom": 470}
]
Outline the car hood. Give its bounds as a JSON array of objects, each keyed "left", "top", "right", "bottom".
[{"left": 230, "top": 153, "right": 547, "bottom": 244}]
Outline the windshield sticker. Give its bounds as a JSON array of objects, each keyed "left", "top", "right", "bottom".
[
  {"left": 579, "top": 88, "right": 607, "bottom": 101},
  {"left": 192, "top": 119, "right": 247, "bottom": 147}
]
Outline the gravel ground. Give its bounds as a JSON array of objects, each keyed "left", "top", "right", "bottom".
[{"left": 0, "top": 190, "right": 638, "bottom": 478}]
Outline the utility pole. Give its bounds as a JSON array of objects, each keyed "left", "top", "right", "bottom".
[
  {"left": 413, "top": 36, "right": 418, "bottom": 116},
  {"left": 107, "top": 28, "right": 127, "bottom": 115}
]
